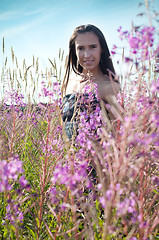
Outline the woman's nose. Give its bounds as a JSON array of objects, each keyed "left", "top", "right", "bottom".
[{"left": 84, "top": 49, "right": 90, "bottom": 58}]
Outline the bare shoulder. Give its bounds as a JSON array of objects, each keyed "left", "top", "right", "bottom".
[
  {"left": 97, "top": 75, "right": 121, "bottom": 100},
  {"left": 104, "top": 75, "right": 120, "bottom": 93},
  {"left": 65, "top": 74, "right": 81, "bottom": 95}
]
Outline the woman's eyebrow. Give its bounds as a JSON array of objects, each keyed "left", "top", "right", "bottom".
[
  {"left": 76, "top": 45, "right": 84, "bottom": 49},
  {"left": 90, "top": 43, "right": 97, "bottom": 46},
  {"left": 77, "top": 43, "right": 97, "bottom": 47}
]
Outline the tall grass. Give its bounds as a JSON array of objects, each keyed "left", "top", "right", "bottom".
[
  {"left": 0, "top": 1, "right": 159, "bottom": 239},
  {"left": 0, "top": 39, "right": 66, "bottom": 103}
]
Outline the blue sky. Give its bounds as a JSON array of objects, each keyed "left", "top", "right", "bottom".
[{"left": 0, "top": 0, "right": 159, "bottom": 70}]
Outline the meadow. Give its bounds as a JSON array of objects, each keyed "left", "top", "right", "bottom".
[{"left": 0, "top": 1, "right": 159, "bottom": 239}]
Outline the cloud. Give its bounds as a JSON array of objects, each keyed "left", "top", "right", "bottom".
[
  {"left": 0, "top": 11, "right": 52, "bottom": 37},
  {"left": 0, "top": 8, "right": 46, "bottom": 21},
  {"left": 0, "top": 6, "right": 55, "bottom": 37},
  {"left": 0, "top": 10, "right": 19, "bottom": 21},
  {"left": 24, "top": 8, "right": 45, "bottom": 17}
]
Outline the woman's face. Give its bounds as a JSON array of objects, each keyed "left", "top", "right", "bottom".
[{"left": 75, "top": 32, "right": 102, "bottom": 75}]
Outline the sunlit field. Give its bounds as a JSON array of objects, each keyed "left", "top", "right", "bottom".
[{"left": 0, "top": 1, "right": 159, "bottom": 239}]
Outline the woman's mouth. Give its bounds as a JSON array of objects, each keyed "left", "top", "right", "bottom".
[{"left": 84, "top": 60, "right": 93, "bottom": 65}]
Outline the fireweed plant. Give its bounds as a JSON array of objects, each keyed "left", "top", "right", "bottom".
[{"left": 0, "top": 2, "right": 159, "bottom": 240}]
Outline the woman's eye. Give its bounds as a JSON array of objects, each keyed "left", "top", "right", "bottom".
[
  {"left": 91, "top": 45, "right": 97, "bottom": 49},
  {"left": 78, "top": 46, "right": 84, "bottom": 50}
]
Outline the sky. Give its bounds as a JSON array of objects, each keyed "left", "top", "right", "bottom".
[{"left": 0, "top": 0, "right": 159, "bottom": 71}]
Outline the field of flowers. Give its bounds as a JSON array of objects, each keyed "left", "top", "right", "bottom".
[{"left": 0, "top": 1, "right": 159, "bottom": 239}]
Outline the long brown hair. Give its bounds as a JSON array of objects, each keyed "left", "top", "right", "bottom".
[{"left": 62, "top": 24, "right": 116, "bottom": 95}]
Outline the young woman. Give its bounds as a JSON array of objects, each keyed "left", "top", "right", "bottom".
[{"left": 62, "top": 24, "right": 121, "bottom": 140}]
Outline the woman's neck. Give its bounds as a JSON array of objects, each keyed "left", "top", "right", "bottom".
[{"left": 82, "top": 69, "right": 104, "bottom": 83}]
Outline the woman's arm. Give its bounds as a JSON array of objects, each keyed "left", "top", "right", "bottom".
[{"left": 98, "top": 79, "right": 123, "bottom": 121}]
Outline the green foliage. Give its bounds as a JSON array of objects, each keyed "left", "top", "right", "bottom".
[{"left": 0, "top": 1, "right": 159, "bottom": 238}]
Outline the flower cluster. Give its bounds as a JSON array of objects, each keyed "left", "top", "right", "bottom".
[
  {"left": 0, "top": 156, "right": 30, "bottom": 226},
  {"left": 76, "top": 82, "right": 102, "bottom": 150},
  {"left": 0, "top": 3, "right": 159, "bottom": 238},
  {"left": 40, "top": 80, "right": 62, "bottom": 105},
  {"left": 3, "top": 90, "right": 26, "bottom": 110},
  {"left": 116, "top": 192, "right": 137, "bottom": 219},
  {"left": 114, "top": 25, "right": 156, "bottom": 65},
  {"left": 151, "top": 77, "right": 159, "bottom": 94},
  {"left": 0, "top": 156, "right": 28, "bottom": 192},
  {"left": 51, "top": 155, "right": 91, "bottom": 196},
  {"left": 5, "top": 202, "right": 24, "bottom": 224}
]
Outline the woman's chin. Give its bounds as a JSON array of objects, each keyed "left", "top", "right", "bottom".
[{"left": 83, "top": 66, "right": 94, "bottom": 73}]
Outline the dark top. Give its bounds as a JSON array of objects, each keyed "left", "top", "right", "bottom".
[{"left": 62, "top": 93, "right": 100, "bottom": 139}]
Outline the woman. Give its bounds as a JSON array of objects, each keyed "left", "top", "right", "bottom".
[{"left": 61, "top": 24, "right": 121, "bottom": 140}]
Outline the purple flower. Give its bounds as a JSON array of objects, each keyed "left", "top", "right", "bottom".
[
  {"left": 51, "top": 155, "right": 89, "bottom": 194},
  {"left": 99, "top": 196, "right": 106, "bottom": 208},
  {"left": 5, "top": 202, "right": 24, "bottom": 224},
  {"left": 49, "top": 187, "right": 58, "bottom": 204},
  {"left": 19, "top": 175, "right": 28, "bottom": 188},
  {"left": 116, "top": 193, "right": 136, "bottom": 217},
  {"left": 0, "top": 157, "right": 25, "bottom": 192},
  {"left": 152, "top": 176, "right": 159, "bottom": 186},
  {"left": 124, "top": 57, "right": 133, "bottom": 63},
  {"left": 111, "top": 44, "right": 117, "bottom": 55},
  {"left": 106, "top": 189, "right": 113, "bottom": 201},
  {"left": 151, "top": 78, "right": 159, "bottom": 94},
  {"left": 118, "top": 25, "right": 155, "bottom": 61},
  {"left": 128, "top": 36, "right": 140, "bottom": 53}
]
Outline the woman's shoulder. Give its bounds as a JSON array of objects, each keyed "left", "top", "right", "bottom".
[
  {"left": 97, "top": 75, "right": 121, "bottom": 100},
  {"left": 103, "top": 74, "right": 119, "bottom": 83},
  {"left": 65, "top": 74, "right": 81, "bottom": 95},
  {"left": 104, "top": 75, "right": 120, "bottom": 88}
]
